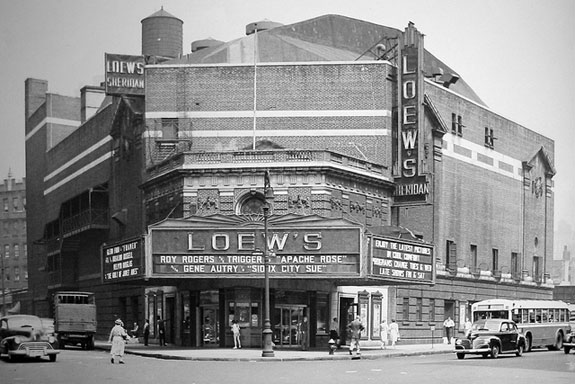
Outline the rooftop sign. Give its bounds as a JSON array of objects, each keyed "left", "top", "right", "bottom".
[{"left": 104, "top": 53, "right": 145, "bottom": 96}]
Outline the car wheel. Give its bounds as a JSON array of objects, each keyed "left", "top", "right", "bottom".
[
  {"left": 491, "top": 345, "right": 500, "bottom": 359},
  {"left": 555, "top": 333, "right": 563, "bottom": 350},
  {"left": 516, "top": 344, "right": 524, "bottom": 357},
  {"left": 525, "top": 335, "right": 532, "bottom": 352},
  {"left": 49, "top": 354, "right": 57, "bottom": 362}
]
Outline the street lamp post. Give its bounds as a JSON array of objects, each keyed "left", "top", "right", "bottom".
[
  {"left": 261, "top": 170, "right": 274, "bottom": 357},
  {"left": 1, "top": 251, "right": 5, "bottom": 317}
]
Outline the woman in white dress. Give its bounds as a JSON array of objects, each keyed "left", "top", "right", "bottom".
[
  {"left": 108, "top": 319, "right": 128, "bottom": 364},
  {"left": 389, "top": 319, "right": 400, "bottom": 347},
  {"left": 379, "top": 320, "right": 389, "bottom": 349}
]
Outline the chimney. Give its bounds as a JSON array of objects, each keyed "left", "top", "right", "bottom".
[
  {"left": 81, "top": 85, "right": 106, "bottom": 123},
  {"left": 25, "top": 78, "right": 48, "bottom": 120}
]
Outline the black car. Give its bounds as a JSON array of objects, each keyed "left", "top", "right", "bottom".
[
  {"left": 0, "top": 315, "right": 60, "bottom": 362},
  {"left": 454, "top": 319, "right": 526, "bottom": 359},
  {"left": 563, "top": 327, "right": 575, "bottom": 354}
]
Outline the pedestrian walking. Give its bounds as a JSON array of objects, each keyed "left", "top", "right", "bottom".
[
  {"left": 231, "top": 320, "right": 241, "bottom": 349},
  {"left": 379, "top": 319, "right": 389, "bottom": 349},
  {"left": 347, "top": 316, "right": 364, "bottom": 355},
  {"left": 443, "top": 316, "right": 455, "bottom": 344},
  {"left": 329, "top": 317, "right": 339, "bottom": 347},
  {"left": 298, "top": 316, "right": 309, "bottom": 350},
  {"left": 143, "top": 319, "right": 150, "bottom": 346},
  {"left": 389, "top": 319, "right": 400, "bottom": 347},
  {"left": 108, "top": 319, "right": 128, "bottom": 364},
  {"left": 158, "top": 316, "right": 166, "bottom": 346}
]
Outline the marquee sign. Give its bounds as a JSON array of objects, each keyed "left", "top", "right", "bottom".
[
  {"left": 149, "top": 221, "right": 361, "bottom": 279},
  {"left": 369, "top": 235, "right": 434, "bottom": 284},
  {"left": 394, "top": 23, "right": 429, "bottom": 203},
  {"left": 101, "top": 237, "right": 144, "bottom": 283},
  {"left": 104, "top": 53, "right": 145, "bottom": 96}
]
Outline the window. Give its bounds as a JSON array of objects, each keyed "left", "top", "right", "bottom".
[
  {"left": 470, "top": 244, "right": 477, "bottom": 272},
  {"left": 416, "top": 298, "right": 423, "bottom": 322},
  {"left": 24, "top": 244, "right": 27, "bottom": 257},
  {"left": 533, "top": 256, "right": 541, "bottom": 282},
  {"left": 23, "top": 266, "right": 28, "bottom": 280},
  {"left": 484, "top": 127, "right": 495, "bottom": 148},
  {"left": 402, "top": 298, "right": 410, "bottom": 321},
  {"left": 3, "top": 198, "right": 8, "bottom": 212},
  {"left": 511, "top": 252, "right": 519, "bottom": 278},
  {"left": 12, "top": 197, "right": 19, "bottom": 211},
  {"left": 451, "top": 113, "right": 464, "bottom": 136},
  {"left": 161, "top": 118, "right": 179, "bottom": 139},
  {"left": 14, "top": 267, "right": 19, "bottom": 281},
  {"left": 492, "top": 248, "right": 499, "bottom": 272},
  {"left": 3, "top": 244, "right": 9, "bottom": 258},
  {"left": 446, "top": 240, "right": 456, "bottom": 270},
  {"left": 429, "top": 299, "right": 435, "bottom": 322},
  {"left": 239, "top": 195, "right": 266, "bottom": 215},
  {"left": 14, "top": 244, "right": 19, "bottom": 258}
]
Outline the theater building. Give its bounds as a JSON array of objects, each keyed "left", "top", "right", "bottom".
[{"left": 24, "top": 10, "right": 555, "bottom": 347}]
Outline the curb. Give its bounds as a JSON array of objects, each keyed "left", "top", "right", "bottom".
[{"left": 94, "top": 344, "right": 453, "bottom": 362}]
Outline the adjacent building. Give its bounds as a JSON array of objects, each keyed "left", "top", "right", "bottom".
[
  {"left": 0, "top": 174, "right": 27, "bottom": 315},
  {"left": 24, "top": 10, "right": 555, "bottom": 347}
]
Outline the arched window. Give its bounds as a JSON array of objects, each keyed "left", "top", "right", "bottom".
[{"left": 239, "top": 194, "right": 266, "bottom": 215}]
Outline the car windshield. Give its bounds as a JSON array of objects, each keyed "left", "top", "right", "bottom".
[
  {"left": 8, "top": 316, "right": 43, "bottom": 330},
  {"left": 475, "top": 320, "right": 502, "bottom": 331}
]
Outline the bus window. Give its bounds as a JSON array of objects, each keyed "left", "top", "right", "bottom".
[
  {"left": 512, "top": 310, "right": 521, "bottom": 323},
  {"left": 542, "top": 309, "right": 549, "bottom": 323}
]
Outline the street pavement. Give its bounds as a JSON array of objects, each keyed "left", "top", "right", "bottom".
[{"left": 94, "top": 338, "right": 454, "bottom": 362}]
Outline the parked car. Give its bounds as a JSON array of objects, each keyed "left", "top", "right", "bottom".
[
  {"left": 563, "top": 327, "right": 575, "bottom": 354},
  {"left": 454, "top": 319, "right": 525, "bottom": 359},
  {"left": 0, "top": 315, "right": 60, "bottom": 362}
]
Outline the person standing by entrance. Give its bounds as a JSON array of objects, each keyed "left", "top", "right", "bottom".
[
  {"left": 143, "top": 319, "right": 150, "bottom": 346},
  {"left": 298, "top": 316, "right": 309, "bottom": 350},
  {"left": 329, "top": 317, "right": 340, "bottom": 347},
  {"left": 443, "top": 316, "right": 455, "bottom": 344},
  {"left": 379, "top": 319, "right": 389, "bottom": 349},
  {"left": 347, "top": 316, "right": 364, "bottom": 355},
  {"left": 158, "top": 316, "right": 166, "bottom": 346},
  {"left": 463, "top": 317, "right": 472, "bottom": 337},
  {"left": 231, "top": 320, "right": 242, "bottom": 349}
]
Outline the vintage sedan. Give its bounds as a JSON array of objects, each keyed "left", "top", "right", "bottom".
[
  {"left": 563, "top": 327, "right": 575, "bottom": 354},
  {"left": 454, "top": 319, "right": 525, "bottom": 359},
  {"left": 0, "top": 315, "right": 60, "bottom": 362}
]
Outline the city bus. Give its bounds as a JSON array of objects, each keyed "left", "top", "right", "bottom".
[
  {"left": 53, "top": 291, "right": 97, "bottom": 350},
  {"left": 471, "top": 299, "right": 571, "bottom": 352}
]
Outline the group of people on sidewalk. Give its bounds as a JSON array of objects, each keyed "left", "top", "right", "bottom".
[{"left": 378, "top": 319, "right": 400, "bottom": 350}]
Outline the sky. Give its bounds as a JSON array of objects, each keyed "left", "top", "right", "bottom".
[{"left": 0, "top": 0, "right": 573, "bottom": 259}]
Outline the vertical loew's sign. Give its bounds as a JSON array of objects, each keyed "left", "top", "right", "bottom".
[
  {"left": 105, "top": 53, "right": 145, "bottom": 96},
  {"left": 101, "top": 237, "right": 144, "bottom": 283},
  {"left": 394, "top": 23, "right": 429, "bottom": 203}
]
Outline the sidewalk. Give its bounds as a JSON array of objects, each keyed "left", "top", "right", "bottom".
[{"left": 94, "top": 339, "right": 454, "bottom": 362}]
